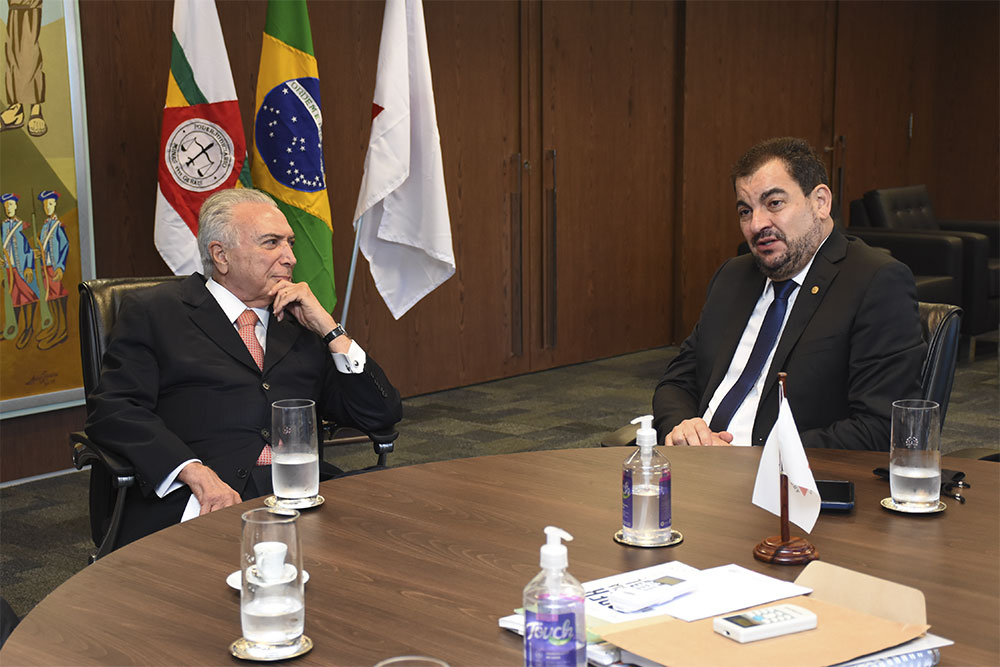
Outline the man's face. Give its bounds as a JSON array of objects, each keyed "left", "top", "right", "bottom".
[
  {"left": 734, "top": 158, "right": 832, "bottom": 281},
  {"left": 43, "top": 198, "right": 56, "bottom": 216},
  {"left": 213, "top": 202, "right": 296, "bottom": 308},
  {"left": 3, "top": 200, "right": 15, "bottom": 218}
]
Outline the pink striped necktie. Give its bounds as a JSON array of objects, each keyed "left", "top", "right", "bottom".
[{"left": 235, "top": 309, "right": 271, "bottom": 466}]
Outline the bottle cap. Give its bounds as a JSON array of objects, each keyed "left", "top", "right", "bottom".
[{"left": 540, "top": 526, "right": 573, "bottom": 569}]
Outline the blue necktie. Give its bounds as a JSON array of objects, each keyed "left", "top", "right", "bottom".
[{"left": 709, "top": 279, "right": 798, "bottom": 433}]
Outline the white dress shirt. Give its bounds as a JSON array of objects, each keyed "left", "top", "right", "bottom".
[{"left": 702, "top": 235, "right": 830, "bottom": 446}]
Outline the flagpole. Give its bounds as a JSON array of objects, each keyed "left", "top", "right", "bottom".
[
  {"left": 340, "top": 217, "right": 364, "bottom": 328},
  {"left": 753, "top": 372, "right": 819, "bottom": 565}
]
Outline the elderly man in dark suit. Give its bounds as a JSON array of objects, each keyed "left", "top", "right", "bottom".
[
  {"left": 86, "top": 189, "right": 402, "bottom": 546},
  {"left": 653, "top": 137, "right": 924, "bottom": 451}
]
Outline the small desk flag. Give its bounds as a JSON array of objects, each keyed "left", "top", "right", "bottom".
[
  {"left": 353, "top": 0, "right": 455, "bottom": 320},
  {"left": 251, "top": 0, "right": 336, "bottom": 312},
  {"left": 752, "top": 394, "right": 822, "bottom": 533},
  {"left": 154, "top": 0, "right": 250, "bottom": 275}
]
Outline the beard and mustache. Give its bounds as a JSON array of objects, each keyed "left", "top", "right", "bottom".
[{"left": 749, "top": 215, "right": 826, "bottom": 281}]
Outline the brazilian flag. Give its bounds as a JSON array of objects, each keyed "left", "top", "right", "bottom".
[{"left": 251, "top": 0, "right": 336, "bottom": 311}]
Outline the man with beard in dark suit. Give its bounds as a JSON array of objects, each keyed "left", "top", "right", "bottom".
[{"left": 653, "top": 137, "right": 923, "bottom": 451}]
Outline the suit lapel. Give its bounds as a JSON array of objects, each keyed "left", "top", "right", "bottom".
[
  {"left": 762, "top": 229, "right": 847, "bottom": 401},
  {"left": 181, "top": 275, "right": 261, "bottom": 373},
  {"left": 704, "top": 261, "right": 766, "bottom": 403},
  {"left": 264, "top": 312, "right": 302, "bottom": 373}
]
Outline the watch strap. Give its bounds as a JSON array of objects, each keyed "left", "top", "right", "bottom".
[{"left": 322, "top": 325, "right": 347, "bottom": 345}]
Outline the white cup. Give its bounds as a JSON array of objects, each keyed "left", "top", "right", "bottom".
[{"left": 253, "top": 541, "right": 288, "bottom": 582}]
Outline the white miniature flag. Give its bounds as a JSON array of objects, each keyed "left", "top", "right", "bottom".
[{"left": 752, "top": 395, "right": 821, "bottom": 533}]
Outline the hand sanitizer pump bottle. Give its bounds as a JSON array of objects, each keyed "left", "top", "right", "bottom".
[
  {"left": 621, "top": 415, "right": 672, "bottom": 546},
  {"left": 523, "top": 526, "right": 586, "bottom": 667}
]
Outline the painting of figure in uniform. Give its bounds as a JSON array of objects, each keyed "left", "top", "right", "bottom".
[
  {"left": 35, "top": 188, "right": 65, "bottom": 348},
  {"left": 2, "top": 0, "right": 47, "bottom": 137},
  {"left": 1, "top": 192, "right": 40, "bottom": 349}
]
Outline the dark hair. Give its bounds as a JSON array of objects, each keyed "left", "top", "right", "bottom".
[{"left": 730, "top": 137, "right": 829, "bottom": 196}]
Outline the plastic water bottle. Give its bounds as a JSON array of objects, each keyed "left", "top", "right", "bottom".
[
  {"left": 622, "top": 415, "right": 672, "bottom": 546},
  {"left": 523, "top": 526, "right": 586, "bottom": 667}
]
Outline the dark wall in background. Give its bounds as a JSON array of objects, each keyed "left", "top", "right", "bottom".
[{"left": 3, "top": 0, "right": 997, "bottom": 482}]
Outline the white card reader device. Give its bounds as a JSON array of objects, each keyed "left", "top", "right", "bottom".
[
  {"left": 713, "top": 603, "right": 817, "bottom": 643},
  {"left": 609, "top": 574, "right": 696, "bottom": 613}
]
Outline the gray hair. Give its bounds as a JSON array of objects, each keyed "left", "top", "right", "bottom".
[{"left": 197, "top": 188, "right": 279, "bottom": 278}]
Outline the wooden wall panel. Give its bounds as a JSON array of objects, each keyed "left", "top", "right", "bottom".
[
  {"left": 928, "top": 1, "right": 999, "bottom": 219},
  {"left": 536, "top": 0, "right": 679, "bottom": 368},
  {"left": 677, "top": 1, "right": 836, "bottom": 340},
  {"left": 834, "top": 1, "right": 937, "bottom": 217},
  {"left": 835, "top": 1, "right": 998, "bottom": 221}
]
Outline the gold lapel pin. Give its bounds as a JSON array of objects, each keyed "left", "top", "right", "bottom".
[{"left": 811, "top": 286, "right": 819, "bottom": 295}]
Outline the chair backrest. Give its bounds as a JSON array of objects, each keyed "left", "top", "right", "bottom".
[
  {"left": 917, "top": 301, "right": 962, "bottom": 425},
  {"left": 863, "top": 186, "right": 939, "bottom": 231},
  {"left": 78, "top": 276, "right": 184, "bottom": 396}
]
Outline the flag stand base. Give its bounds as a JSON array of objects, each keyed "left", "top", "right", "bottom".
[{"left": 753, "top": 536, "right": 819, "bottom": 565}]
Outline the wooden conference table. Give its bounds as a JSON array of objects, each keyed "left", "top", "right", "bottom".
[{"left": 3, "top": 448, "right": 998, "bottom": 666}]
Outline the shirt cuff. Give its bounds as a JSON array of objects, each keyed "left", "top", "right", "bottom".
[
  {"left": 332, "top": 340, "right": 366, "bottom": 374},
  {"left": 156, "top": 458, "right": 200, "bottom": 498}
]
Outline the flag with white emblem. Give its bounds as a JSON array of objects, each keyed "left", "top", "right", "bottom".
[
  {"left": 251, "top": 0, "right": 336, "bottom": 311},
  {"left": 154, "top": 0, "right": 250, "bottom": 275}
]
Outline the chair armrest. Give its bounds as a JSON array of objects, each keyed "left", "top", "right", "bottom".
[
  {"left": 848, "top": 230, "right": 963, "bottom": 283},
  {"left": 71, "top": 431, "right": 136, "bottom": 490},
  {"left": 939, "top": 219, "right": 999, "bottom": 257}
]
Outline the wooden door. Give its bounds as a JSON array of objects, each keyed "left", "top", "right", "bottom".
[
  {"left": 323, "top": 1, "right": 529, "bottom": 397},
  {"left": 533, "top": 0, "right": 680, "bottom": 369},
  {"left": 833, "top": 1, "right": 938, "bottom": 217}
]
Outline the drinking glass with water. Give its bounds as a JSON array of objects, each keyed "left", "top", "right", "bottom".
[
  {"left": 271, "top": 399, "right": 320, "bottom": 507},
  {"left": 238, "top": 507, "right": 306, "bottom": 659},
  {"left": 889, "top": 399, "right": 941, "bottom": 510}
]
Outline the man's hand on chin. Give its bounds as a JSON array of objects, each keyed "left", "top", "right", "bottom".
[
  {"left": 666, "top": 418, "right": 734, "bottom": 447},
  {"left": 178, "top": 462, "right": 242, "bottom": 515},
  {"left": 269, "top": 280, "right": 335, "bottom": 333}
]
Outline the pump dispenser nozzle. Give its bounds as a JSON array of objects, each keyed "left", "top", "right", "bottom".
[
  {"left": 631, "top": 415, "right": 656, "bottom": 448},
  {"left": 540, "top": 526, "right": 573, "bottom": 569},
  {"left": 631, "top": 414, "right": 657, "bottom": 465}
]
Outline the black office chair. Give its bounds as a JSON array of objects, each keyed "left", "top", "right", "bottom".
[
  {"left": 853, "top": 185, "right": 999, "bottom": 349},
  {"left": 71, "top": 276, "right": 397, "bottom": 562},
  {"left": 600, "top": 301, "right": 964, "bottom": 448}
]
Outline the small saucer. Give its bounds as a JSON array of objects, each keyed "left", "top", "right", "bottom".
[
  {"left": 613, "top": 528, "right": 684, "bottom": 548},
  {"left": 227, "top": 569, "right": 310, "bottom": 590},
  {"left": 880, "top": 497, "right": 946, "bottom": 514},
  {"left": 264, "top": 495, "right": 325, "bottom": 510},
  {"left": 230, "top": 635, "right": 313, "bottom": 661}
]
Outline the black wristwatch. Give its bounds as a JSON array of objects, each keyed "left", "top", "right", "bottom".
[{"left": 322, "top": 325, "right": 347, "bottom": 345}]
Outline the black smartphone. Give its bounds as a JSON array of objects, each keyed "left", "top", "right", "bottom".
[{"left": 816, "top": 480, "right": 855, "bottom": 510}]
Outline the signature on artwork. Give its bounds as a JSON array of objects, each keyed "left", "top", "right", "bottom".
[{"left": 25, "top": 371, "right": 58, "bottom": 387}]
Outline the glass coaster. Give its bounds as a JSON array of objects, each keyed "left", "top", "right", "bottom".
[
  {"left": 230, "top": 635, "right": 313, "bottom": 661},
  {"left": 613, "top": 528, "right": 684, "bottom": 548},
  {"left": 880, "top": 497, "right": 946, "bottom": 514},
  {"left": 264, "top": 495, "right": 325, "bottom": 510}
]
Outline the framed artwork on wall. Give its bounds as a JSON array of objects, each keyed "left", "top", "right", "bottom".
[{"left": 0, "top": 0, "right": 95, "bottom": 418}]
